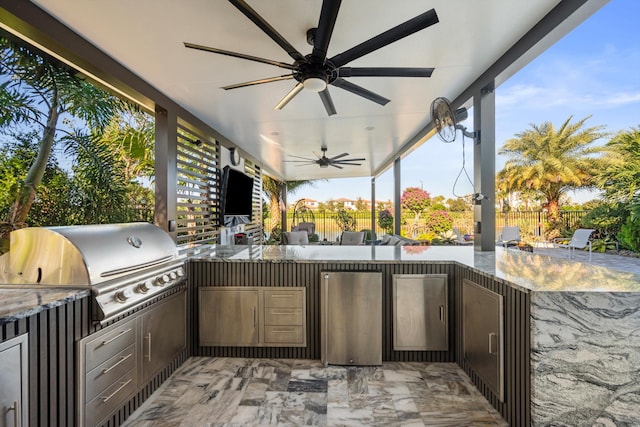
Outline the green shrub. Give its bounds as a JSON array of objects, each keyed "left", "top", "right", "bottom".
[
  {"left": 424, "top": 210, "right": 453, "bottom": 235},
  {"left": 618, "top": 202, "right": 640, "bottom": 252},
  {"left": 581, "top": 202, "right": 628, "bottom": 239}
]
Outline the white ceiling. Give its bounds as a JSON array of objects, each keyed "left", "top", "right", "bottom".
[{"left": 30, "top": 0, "right": 596, "bottom": 181}]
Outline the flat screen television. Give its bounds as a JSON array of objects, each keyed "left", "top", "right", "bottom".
[{"left": 220, "top": 166, "right": 254, "bottom": 227}]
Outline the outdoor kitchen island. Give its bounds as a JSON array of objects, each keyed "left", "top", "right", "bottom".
[{"left": 191, "top": 244, "right": 640, "bottom": 427}]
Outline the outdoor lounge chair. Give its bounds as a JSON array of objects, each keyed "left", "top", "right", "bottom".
[
  {"left": 453, "top": 227, "right": 473, "bottom": 245},
  {"left": 496, "top": 226, "right": 521, "bottom": 247},
  {"left": 282, "top": 231, "right": 309, "bottom": 245},
  {"left": 552, "top": 228, "right": 595, "bottom": 260},
  {"left": 340, "top": 231, "right": 366, "bottom": 245}
]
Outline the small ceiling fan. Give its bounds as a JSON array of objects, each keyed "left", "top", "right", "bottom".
[
  {"left": 286, "top": 146, "right": 365, "bottom": 169},
  {"left": 184, "top": 0, "right": 439, "bottom": 116}
]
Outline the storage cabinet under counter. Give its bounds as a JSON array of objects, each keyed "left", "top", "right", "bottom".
[{"left": 199, "top": 287, "right": 306, "bottom": 347}]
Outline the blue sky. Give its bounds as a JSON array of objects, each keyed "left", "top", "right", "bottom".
[{"left": 294, "top": 0, "right": 640, "bottom": 205}]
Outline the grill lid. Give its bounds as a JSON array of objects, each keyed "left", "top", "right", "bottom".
[{"left": 9, "top": 223, "right": 177, "bottom": 285}]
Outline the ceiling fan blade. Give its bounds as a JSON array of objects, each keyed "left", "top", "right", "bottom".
[
  {"left": 331, "top": 78, "right": 390, "bottom": 106},
  {"left": 328, "top": 152, "right": 349, "bottom": 160},
  {"left": 311, "top": 0, "right": 342, "bottom": 61},
  {"left": 330, "top": 163, "right": 344, "bottom": 169},
  {"left": 338, "top": 67, "right": 434, "bottom": 78},
  {"left": 228, "top": 0, "right": 306, "bottom": 62},
  {"left": 274, "top": 83, "right": 304, "bottom": 110},
  {"left": 333, "top": 162, "right": 362, "bottom": 166},
  {"left": 222, "top": 75, "right": 294, "bottom": 90},
  {"left": 329, "top": 8, "right": 439, "bottom": 68},
  {"left": 287, "top": 154, "right": 318, "bottom": 161},
  {"left": 184, "top": 43, "right": 295, "bottom": 70},
  {"left": 319, "top": 88, "right": 337, "bottom": 116},
  {"left": 336, "top": 158, "right": 366, "bottom": 162}
]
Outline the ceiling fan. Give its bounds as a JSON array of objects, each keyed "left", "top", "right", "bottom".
[
  {"left": 184, "top": 0, "right": 439, "bottom": 116},
  {"left": 286, "top": 146, "right": 365, "bottom": 169}
]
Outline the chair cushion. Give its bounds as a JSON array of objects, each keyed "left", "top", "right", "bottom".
[{"left": 282, "top": 231, "right": 309, "bottom": 245}]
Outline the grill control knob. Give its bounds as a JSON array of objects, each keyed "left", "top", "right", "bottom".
[
  {"left": 176, "top": 267, "right": 185, "bottom": 277},
  {"left": 169, "top": 271, "right": 177, "bottom": 280},
  {"left": 136, "top": 282, "right": 150, "bottom": 294},
  {"left": 156, "top": 274, "right": 170, "bottom": 286},
  {"left": 114, "top": 289, "right": 133, "bottom": 303}
]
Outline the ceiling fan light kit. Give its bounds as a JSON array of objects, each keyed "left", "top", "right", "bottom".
[{"left": 184, "top": 0, "right": 439, "bottom": 116}]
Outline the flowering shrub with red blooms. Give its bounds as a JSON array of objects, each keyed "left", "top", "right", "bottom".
[{"left": 401, "top": 187, "right": 431, "bottom": 217}]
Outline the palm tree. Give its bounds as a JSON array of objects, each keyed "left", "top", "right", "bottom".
[
  {"left": 497, "top": 116, "right": 606, "bottom": 228},
  {"left": 0, "top": 36, "right": 128, "bottom": 251},
  {"left": 262, "top": 176, "right": 317, "bottom": 231},
  {"left": 596, "top": 126, "right": 640, "bottom": 203}
]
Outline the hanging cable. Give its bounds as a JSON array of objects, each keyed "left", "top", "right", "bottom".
[{"left": 451, "top": 132, "right": 475, "bottom": 199}]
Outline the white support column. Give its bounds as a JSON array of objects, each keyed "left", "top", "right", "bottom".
[
  {"left": 473, "top": 83, "right": 496, "bottom": 251},
  {"left": 393, "top": 157, "right": 401, "bottom": 235},
  {"left": 281, "top": 182, "right": 287, "bottom": 233},
  {"left": 370, "top": 177, "right": 376, "bottom": 241}
]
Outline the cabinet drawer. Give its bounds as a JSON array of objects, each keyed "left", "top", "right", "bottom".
[
  {"left": 264, "top": 326, "right": 304, "bottom": 344},
  {"left": 85, "top": 344, "right": 136, "bottom": 403},
  {"left": 264, "top": 307, "right": 303, "bottom": 325},
  {"left": 85, "top": 371, "right": 137, "bottom": 427},
  {"left": 85, "top": 318, "right": 136, "bottom": 371},
  {"left": 264, "top": 290, "right": 303, "bottom": 308}
]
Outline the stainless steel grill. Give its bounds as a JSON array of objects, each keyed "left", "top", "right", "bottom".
[{"left": 7, "top": 222, "right": 185, "bottom": 323}]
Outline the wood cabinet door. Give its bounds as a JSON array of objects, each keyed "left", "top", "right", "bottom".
[{"left": 199, "top": 289, "right": 259, "bottom": 346}]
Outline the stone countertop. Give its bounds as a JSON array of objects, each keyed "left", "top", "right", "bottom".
[
  {"left": 0, "top": 286, "right": 91, "bottom": 324},
  {"left": 190, "top": 244, "right": 640, "bottom": 293}
]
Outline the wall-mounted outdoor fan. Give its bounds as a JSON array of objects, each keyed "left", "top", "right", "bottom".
[
  {"left": 184, "top": 0, "right": 439, "bottom": 116},
  {"left": 286, "top": 146, "right": 365, "bottom": 169},
  {"left": 430, "top": 97, "right": 477, "bottom": 142}
]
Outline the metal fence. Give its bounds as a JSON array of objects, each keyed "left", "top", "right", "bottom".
[{"left": 264, "top": 210, "right": 589, "bottom": 242}]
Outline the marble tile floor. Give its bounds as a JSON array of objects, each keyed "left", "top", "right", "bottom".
[{"left": 123, "top": 357, "right": 507, "bottom": 427}]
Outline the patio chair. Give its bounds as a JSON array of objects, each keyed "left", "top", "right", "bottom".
[
  {"left": 340, "top": 231, "right": 366, "bottom": 245},
  {"left": 453, "top": 228, "right": 473, "bottom": 245},
  {"left": 552, "top": 228, "right": 595, "bottom": 260},
  {"left": 293, "top": 222, "right": 315, "bottom": 236},
  {"left": 496, "top": 226, "right": 521, "bottom": 247},
  {"left": 281, "top": 231, "right": 309, "bottom": 245}
]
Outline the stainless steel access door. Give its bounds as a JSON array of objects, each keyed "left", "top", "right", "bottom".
[
  {"left": 321, "top": 271, "right": 382, "bottom": 366},
  {"left": 462, "top": 279, "right": 504, "bottom": 401}
]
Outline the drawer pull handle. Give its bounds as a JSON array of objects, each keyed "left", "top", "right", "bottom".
[
  {"left": 102, "top": 353, "right": 132, "bottom": 374},
  {"left": 101, "top": 379, "right": 132, "bottom": 403},
  {"left": 6, "top": 400, "right": 18, "bottom": 427},
  {"left": 144, "top": 333, "right": 152, "bottom": 362},
  {"left": 271, "top": 329, "right": 294, "bottom": 333},
  {"left": 272, "top": 310, "right": 295, "bottom": 315},
  {"left": 271, "top": 294, "right": 294, "bottom": 298},
  {"left": 439, "top": 305, "right": 445, "bottom": 322},
  {"left": 101, "top": 328, "right": 132, "bottom": 346}
]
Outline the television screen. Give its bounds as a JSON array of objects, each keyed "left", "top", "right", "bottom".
[{"left": 220, "top": 166, "right": 254, "bottom": 226}]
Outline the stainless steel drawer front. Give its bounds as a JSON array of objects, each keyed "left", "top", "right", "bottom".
[
  {"left": 264, "top": 307, "right": 303, "bottom": 325},
  {"left": 264, "top": 290, "right": 303, "bottom": 307},
  {"left": 85, "top": 372, "right": 136, "bottom": 427},
  {"left": 264, "top": 326, "right": 304, "bottom": 344},
  {"left": 85, "top": 319, "right": 135, "bottom": 370},
  {"left": 84, "top": 345, "right": 136, "bottom": 402}
]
